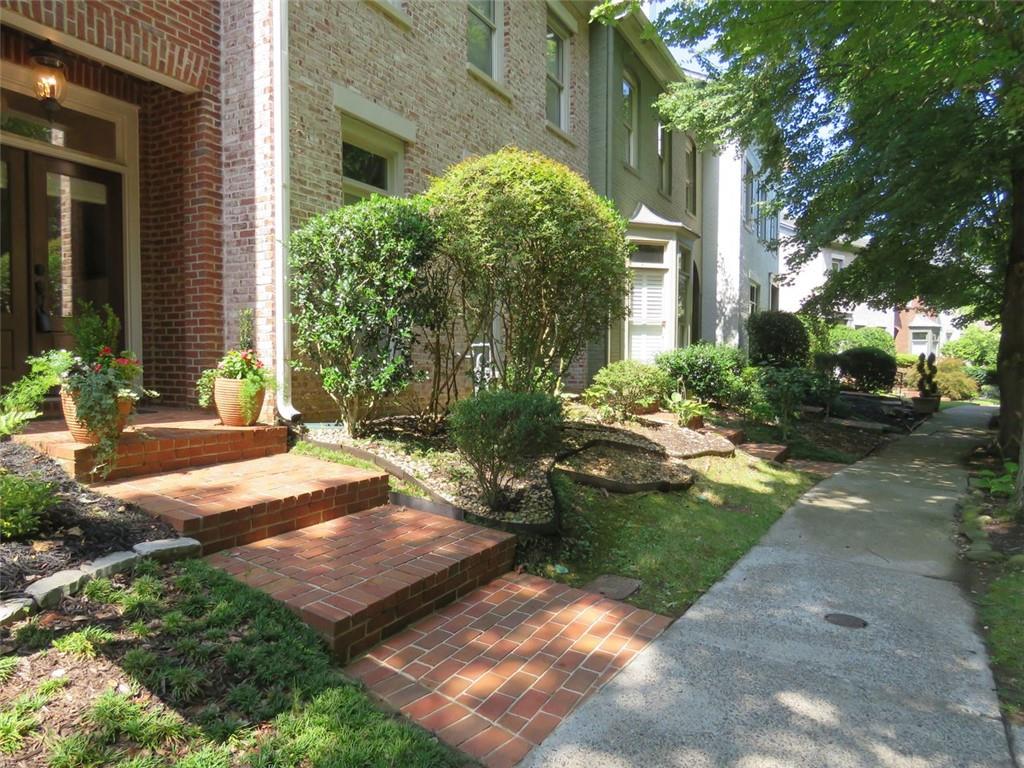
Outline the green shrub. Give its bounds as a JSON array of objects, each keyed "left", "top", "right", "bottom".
[
  {"left": 288, "top": 195, "right": 436, "bottom": 436},
  {"left": 427, "top": 148, "right": 631, "bottom": 393},
  {"left": 941, "top": 324, "right": 999, "bottom": 367},
  {"left": 756, "top": 367, "right": 819, "bottom": 440},
  {"left": 895, "top": 352, "right": 919, "bottom": 368},
  {"left": 935, "top": 358, "right": 980, "bottom": 400},
  {"left": 965, "top": 364, "right": 997, "bottom": 386},
  {"left": 732, "top": 366, "right": 773, "bottom": 422},
  {"left": 449, "top": 390, "right": 562, "bottom": 510},
  {"left": 583, "top": 361, "right": 672, "bottom": 421},
  {"left": 837, "top": 346, "right": 897, "bottom": 392},
  {"left": 0, "top": 472, "right": 54, "bottom": 540},
  {"left": 828, "top": 325, "right": 896, "bottom": 356},
  {"left": 655, "top": 343, "right": 746, "bottom": 404},
  {"left": 747, "top": 311, "right": 810, "bottom": 368},
  {"left": 917, "top": 353, "right": 939, "bottom": 397}
]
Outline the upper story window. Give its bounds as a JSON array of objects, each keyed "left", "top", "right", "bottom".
[
  {"left": 748, "top": 279, "right": 761, "bottom": 316},
  {"left": 684, "top": 137, "right": 697, "bottom": 214},
  {"left": 341, "top": 116, "right": 404, "bottom": 204},
  {"left": 743, "top": 160, "right": 754, "bottom": 225},
  {"left": 755, "top": 182, "right": 771, "bottom": 239},
  {"left": 546, "top": 25, "right": 569, "bottom": 129},
  {"left": 657, "top": 123, "right": 672, "bottom": 195},
  {"left": 830, "top": 256, "right": 844, "bottom": 272},
  {"left": 468, "top": 1, "right": 499, "bottom": 79},
  {"left": 622, "top": 73, "right": 638, "bottom": 168}
]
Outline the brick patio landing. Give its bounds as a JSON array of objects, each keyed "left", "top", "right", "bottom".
[
  {"left": 207, "top": 506, "right": 516, "bottom": 662},
  {"left": 348, "top": 573, "right": 671, "bottom": 768},
  {"left": 96, "top": 453, "right": 389, "bottom": 553},
  {"left": 16, "top": 407, "right": 288, "bottom": 480}
]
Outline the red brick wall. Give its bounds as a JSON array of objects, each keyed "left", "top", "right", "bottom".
[{"left": 1, "top": 2, "right": 224, "bottom": 404}]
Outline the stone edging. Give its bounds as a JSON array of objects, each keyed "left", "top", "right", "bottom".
[
  {"left": 0, "top": 538, "right": 201, "bottom": 628},
  {"left": 959, "top": 492, "right": 1006, "bottom": 563}
]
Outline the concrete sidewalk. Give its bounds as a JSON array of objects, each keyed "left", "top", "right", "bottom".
[{"left": 523, "top": 405, "right": 1014, "bottom": 768}]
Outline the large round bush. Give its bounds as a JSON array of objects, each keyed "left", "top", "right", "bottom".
[
  {"left": 288, "top": 195, "right": 435, "bottom": 435},
  {"left": 837, "top": 346, "right": 897, "bottom": 392},
  {"left": 584, "top": 361, "right": 672, "bottom": 421},
  {"left": 828, "top": 325, "right": 896, "bottom": 356},
  {"left": 941, "top": 324, "right": 999, "bottom": 367},
  {"left": 427, "top": 148, "right": 631, "bottom": 393},
  {"left": 449, "top": 390, "right": 562, "bottom": 510},
  {"left": 655, "top": 343, "right": 746, "bottom": 404},
  {"left": 747, "top": 311, "right": 810, "bottom": 368}
]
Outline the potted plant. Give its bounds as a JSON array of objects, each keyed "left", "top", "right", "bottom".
[
  {"left": 196, "top": 309, "right": 272, "bottom": 426},
  {"left": 911, "top": 353, "right": 941, "bottom": 414},
  {"left": 666, "top": 392, "right": 711, "bottom": 430}
]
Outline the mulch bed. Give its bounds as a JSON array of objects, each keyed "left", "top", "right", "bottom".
[
  {"left": 556, "top": 444, "right": 696, "bottom": 492},
  {"left": 562, "top": 407, "right": 735, "bottom": 459},
  {"left": 834, "top": 392, "right": 920, "bottom": 431},
  {"left": 1, "top": 442, "right": 176, "bottom": 599}
]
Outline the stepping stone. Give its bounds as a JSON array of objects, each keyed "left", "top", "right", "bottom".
[
  {"left": 741, "top": 443, "right": 790, "bottom": 463},
  {"left": 584, "top": 574, "right": 642, "bottom": 600},
  {"left": 133, "top": 538, "right": 201, "bottom": 562},
  {"left": 24, "top": 569, "right": 89, "bottom": 609}
]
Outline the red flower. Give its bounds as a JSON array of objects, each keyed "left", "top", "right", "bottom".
[
  {"left": 93, "top": 363, "right": 102, "bottom": 372},
  {"left": 100, "top": 346, "right": 112, "bottom": 356},
  {"left": 115, "top": 357, "right": 132, "bottom": 365}
]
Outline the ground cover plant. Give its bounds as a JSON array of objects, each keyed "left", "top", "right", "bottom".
[
  {"left": 524, "top": 454, "right": 813, "bottom": 615},
  {"left": 0, "top": 558, "right": 468, "bottom": 767}
]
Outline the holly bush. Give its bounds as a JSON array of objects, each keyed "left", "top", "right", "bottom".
[
  {"left": 427, "top": 148, "right": 631, "bottom": 394},
  {"left": 288, "top": 195, "right": 435, "bottom": 436}
]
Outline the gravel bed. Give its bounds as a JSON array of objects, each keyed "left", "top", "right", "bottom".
[
  {"left": 557, "top": 444, "right": 697, "bottom": 490},
  {"left": 562, "top": 407, "right": 735, "bottom": 458},
  {"left": 0, "top": 442, "right": 176, "bottom": 598}
]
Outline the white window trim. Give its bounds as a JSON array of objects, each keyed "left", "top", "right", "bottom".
[
  {"left": 623, "top": 71, "right": 638, "bottom": 169},
  {"left": 545, "top": 19, "right": 571, "bottom": 132},
  {"left": 748, "top": 277, "right": 761, "bottom": 316},
  {"left": 684, "top": 136, "right": 697, "bottom": 215},
  {"left": 341, "top": 115, "right": 405, "bottom": 199},
  {"left": 467, "top": 1, "right": 505, "bottom": 86},
  {"left": 366, "top": 0, "right": 412, "bottom": 30},
  {"left": 742, "top": 160, "right": 755, "bottom": 230}
]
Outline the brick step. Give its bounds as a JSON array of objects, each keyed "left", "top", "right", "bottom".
[
  {"left": 207, "top": 506, "right": 516, "bottom": 662},
  {"left": 740, "top": 442, "right": 790, "bottom": 463},
  {"left": 97, "top": 453, "right": 389, "bottom": 554},
  {"left": 16, "top": 407, "right": 288, "bottom": 481},
  {"left": 347, "top": 573, "right": 671, "bottom": 768},
  {"left": 702, "top": 425, "right": 745, "bottom": 445}
]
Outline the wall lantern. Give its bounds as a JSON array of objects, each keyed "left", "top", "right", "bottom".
[{"left": 30, "top": 40, "right": 67, "bottom": 117}]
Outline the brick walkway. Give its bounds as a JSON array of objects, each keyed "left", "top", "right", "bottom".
[
  {"left": 348, "top": 572, "right": 671, "bottom": 768},
  {"left": 740, "top": 442, "right": 790, "bottom": 463},
  {"left": 208, "top": 505, "right": 515, "bottom": 660},
  {"left": 99, "top": 453, "right": 388, "bottom": 553}
]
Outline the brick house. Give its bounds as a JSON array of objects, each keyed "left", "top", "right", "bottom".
[{"left": 0, "top": 1, "right": 772, "bottom": 424}]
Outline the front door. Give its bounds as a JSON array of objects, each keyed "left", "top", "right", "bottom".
[{"left": 1, "top": 146, "right": 123, "bottom": 382}]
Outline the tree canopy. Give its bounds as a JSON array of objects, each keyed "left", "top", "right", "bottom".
[{"left": 594, "top": 0, "right": 1023, "bottom": 453}]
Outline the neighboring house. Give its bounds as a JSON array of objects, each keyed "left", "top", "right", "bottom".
[
  {"left": 777, "top": 221, "right": 895, "bottom": 333},
  {"left": 585, "top": 9, "right": 701, "bottom": 379},
  {"left": 777, "top": 220, "right": 963, "bottom": 356},
  {"left": 699, "top": 141, "right": 780, "bottom": 348}
]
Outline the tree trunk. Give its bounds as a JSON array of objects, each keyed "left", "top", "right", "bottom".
[{"left": 998, "top": 157, "right": 1024, "bottom": 458}]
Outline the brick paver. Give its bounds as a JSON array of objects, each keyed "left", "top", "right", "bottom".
[
  {"left": 208, "top": 505, "right": 516, "bottom": 661},
  {"left": 348, "top": 572, "right": 671, "bottom": 768},
  {"left": 99, "top": 453, "right": 389, "bottom": 553},
  {"left": 740, "top": 442, "right": 790, "bottom": 463},
  {"left": 17, "top": 407, "right": 288, "bottom": 480}
]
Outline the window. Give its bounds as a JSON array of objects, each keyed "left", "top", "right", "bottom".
[
  {"left": 631, "top": 244, "right": 665, "bottom": 265},
  {"left": 743, "top": 160, "right": 754, "bottom": 225},
  {"left": 830, "top": 256, "right": 844, "bottom": 273},
  {"left": 468, "top": 1, "right": 499, "bottom": 78},
  {"left": 341, "top": 117, "right": 403, "bottom": 204},
  {"left": 546, "top": 25, "right": 569, "bottom": 129},
  {"left": 770, "top": 283, "right": 780, "bottom": 311},
  {"left": 755, "top": 182, "right": 769, "bottom": 239},
  {"left": 657, "top": 123, "right": 672, "bottom": 195},
  {"left": 748, "top": 279, "right": 761, "bottom": 316},
  {"left": 684, "top": 137, "right": 697, "bottom": 214},
  {"left": 622, "top": 73, "right": 638, "bottom": 167}
]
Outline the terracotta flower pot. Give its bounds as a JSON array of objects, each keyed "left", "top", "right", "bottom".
[
  {"left": 213, "top": 377, "right": 265, "bottom": 426},
  {"left": 911, "top": 395, "right": 941, "bottom": 415},
  {"left": 61, "top": 389, "right": 133, "bottom": 444}
]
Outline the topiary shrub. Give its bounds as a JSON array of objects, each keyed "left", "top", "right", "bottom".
[
  {"left": 427, "top": 147, "right": 631, "bottom": 393},
  {"left": 837, "top": 346, "right": 897, "bottom": 392},
  {"left": 448, "top": 390, "right": 562, "bottom": 510},
  {"left": 747, "top": 311, "right": 810, "bottom": 368},
  {"left": 288, "top": 195, "right": 436, "bottom": 436},
  {"left": 655, "top": 343, "right": 746, "bottom": 404},
  {"left": 916, "top": 353, "right": 938, "bottom": 398},
  {"left": 583, "top": 361, "right": 672, "bottom": 421},
  {"left": 828, "top": 325, "right": 896, "bottom": 356},
  {"left": 935, "top": 358, "right": 980, "bottom": 400},
  {"left": 0, "top": 471, "right": 54, "bottom": 540}
]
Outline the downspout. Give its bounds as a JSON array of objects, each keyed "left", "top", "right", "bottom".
[{"left": 273, "top": 0, "right": 300, "bottom": 422}]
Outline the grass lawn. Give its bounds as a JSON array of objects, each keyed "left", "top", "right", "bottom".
[
  {"left": 940, "top": 398, "right": 1000, "bottom": 410},
  {"left": 733, "top": 421, "right": 861, "bottom": 463},
  {"left": 980, "top": 566, "right": 1024, "bottom": 722},
  {"left": 0, "top": 558, "right": 467, "bottom": 767},
  {"left": 525, "top": 454, "right": 814, "bottom": 616},
  {"left": 291, "top": 440, "right": 429, "bottom": 499}
]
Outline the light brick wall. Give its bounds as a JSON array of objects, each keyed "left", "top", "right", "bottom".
[{"left": 286, "top": 0, "right": 591, "bottom": 421}]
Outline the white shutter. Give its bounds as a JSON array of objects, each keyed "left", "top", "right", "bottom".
[{"left": 629, "top": 270, "right": 665, "bottom": 363}]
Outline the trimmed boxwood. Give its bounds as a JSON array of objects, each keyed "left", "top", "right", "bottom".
[
  {"left": 655, "top": 344, "right": 746, "bottom": 404},
  {"left": 837, "top": 346, "right": 897, "bottom": 392},
  {"left": 747, "top": 311, "right": 810, "bottom": 368},
  {"left": 583, "top": 360, "right": 673, "bottom": 421}
]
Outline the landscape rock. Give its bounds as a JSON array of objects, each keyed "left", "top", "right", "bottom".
[
  {"left": 0, "top": 598, "right": 35, "bottom": 627},
  {"left": 24, "top": 569, "right": 89, "bottom": 609},
  {"left": 132, "top": 538, "right": 201, "bottom": 562},
  {"left": 81, "top": 551, "right": 140, "bottom": 578},
  {"left": 584, "top": 575, "right": 642, "bottom": 601},
  {"left": 824, "top": 416, "right": 892, "bottom": 433}
]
